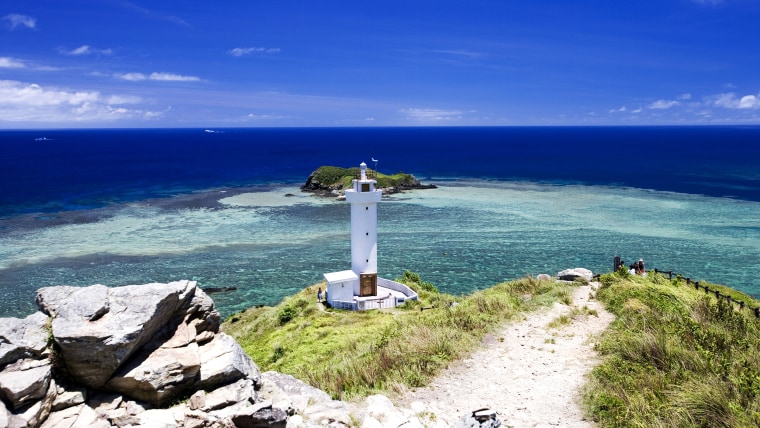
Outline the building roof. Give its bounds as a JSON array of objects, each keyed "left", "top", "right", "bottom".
[{"left": 323, "top": 270, "right": 359, "bottom": 283}]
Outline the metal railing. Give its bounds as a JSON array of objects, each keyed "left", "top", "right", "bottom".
[{"left": 652, "top": 269, "right": 760, "bottom": 318}]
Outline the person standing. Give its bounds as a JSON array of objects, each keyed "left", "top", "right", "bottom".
[{"left": 317, "top": 287, "right": 323, "bottom": 303}]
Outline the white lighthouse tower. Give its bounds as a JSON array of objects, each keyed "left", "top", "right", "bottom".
[
  {"left": 322, "top": 161, "right": 418, "bottom": 310},
  {"left": 346, "top": 162, "right": 383, "bottom": 296}
]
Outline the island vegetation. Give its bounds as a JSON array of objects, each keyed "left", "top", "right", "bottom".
[
  {"left": 222, "top": 271, "right": 760, "bottom": 427},
  {"left": 300, "top": 165, "right": 436, "bottom": 196}
]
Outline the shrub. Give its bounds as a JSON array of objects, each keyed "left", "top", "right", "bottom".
[{"left": 278, "top": 306, "right": 298, "bottom": 325}]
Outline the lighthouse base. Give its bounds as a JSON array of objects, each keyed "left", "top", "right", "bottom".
[{"left": 322, "top": 273, "right": 419, "bottom": 311}]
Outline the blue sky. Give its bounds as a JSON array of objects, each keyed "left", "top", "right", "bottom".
[{"left": 2, "top": 0, "right": 760, "bottom": 128}]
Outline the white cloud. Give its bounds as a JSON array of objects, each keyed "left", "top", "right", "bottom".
[
  {"left": 0, "top": 80, "right": 163, "bottom": 123},
  {"left": 107, "top": 95, "right": 143, "bottom": 105},
  {"left": 0, "top": 57, "right": 25, "bottom": 68},
  {"left": 60, "top": 45, "right": 113, "bottom": 56},
  {"left": 149, "top": 72, "right": 200, "bottom": 82},
  {"left": 245, "top": 113, "right": 290, "bottom": 121},
  {"left": 631, "top": 107, "right": 643, "bottom": 114},
  {"left": 648, "top": 99, "right": 680, "bottom": 110},
  {"left": 228, "top": 47, "right": 281, "bottom": 57},
  {"left": 678, "top": 93, "right": 692, "bottom": 100},
  {"left": 116, "top": 72, "right": 147, "bottom": 81},
  {"left": 401, "top": 108, "right": 464, "bottom": 122},
  {"left": 0, "top": 81, "right": 99, "bottom": 106},
  {"left": 713, "top": 92, "right": 760, "bottom": 109},
  {"left": 3, "top": 13, "right": 36, "bottom": 30},
  {"left": 609, "top": 106, "right": 626, "bottom": 114},
  {"left": 115, "top": 72, "right": 201, "bottom": 82}
]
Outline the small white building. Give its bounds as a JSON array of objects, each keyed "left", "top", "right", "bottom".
[{"left": 323, "top": 162, "right": 418, "bottom": 311}]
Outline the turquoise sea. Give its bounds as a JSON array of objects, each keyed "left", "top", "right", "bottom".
[{"left": 1, "top": 127, "right": 758, "bottom": 318}]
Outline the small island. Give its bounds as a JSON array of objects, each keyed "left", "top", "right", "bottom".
[{"left": 300, "top": 165, "right": 436, "bottom": 197}]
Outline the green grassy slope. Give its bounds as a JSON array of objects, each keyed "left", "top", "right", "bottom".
[
  {"left": 222, "top": 270, "right": 760, "bottom": 426},
  {"left": 585, "top": 271, "right": 760, "bottom": 427},
  {"left": 223, "top": 272, "right": 579, "bottom": 400}
]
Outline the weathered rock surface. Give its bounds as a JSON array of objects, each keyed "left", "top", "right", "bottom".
[
  {"left": 557, "top": 267, "right": 593, "bottom": 282},
  {"left": 0, "top": 311, "right": 49, "bottom": 367},
  {"left": 35, "top": 281, "right": 198, "bottom": 389},
  {"left": 0, "top": 358, "right": 51, "bottom": 410},
  {"left": 1, "top": 280, "right": 277, "bottom": 428}
]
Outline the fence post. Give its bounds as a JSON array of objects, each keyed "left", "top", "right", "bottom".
[{"left": 614, "top": 256, "right": 621, "bottom": 272}]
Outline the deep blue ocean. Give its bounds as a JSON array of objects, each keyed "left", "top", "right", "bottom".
[{"left": 1, "top": 126, "right": 759, "bottom": 318}]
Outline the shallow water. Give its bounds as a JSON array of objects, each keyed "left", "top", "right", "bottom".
[{"left": 1, "top": 180, "right": 757, "bottom": 319}]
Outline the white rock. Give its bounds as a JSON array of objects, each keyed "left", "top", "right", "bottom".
[
  {"left": 556, "top": 268, "right": 593, "bottom": 282},
  {"left": 0, "top": 358, "right": 51, "bottom": 410}
]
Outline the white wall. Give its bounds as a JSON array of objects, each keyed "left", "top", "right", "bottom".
[
  {"left": 346, "top": 186, "right": 381, "bottom": 275},
  {"left": 327, "top": 279, "right": 357, "bottom": 304}
]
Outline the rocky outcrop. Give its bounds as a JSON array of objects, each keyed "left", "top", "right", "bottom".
[{"left": 0, "top": 280, "right": 280, "bottom": 428}]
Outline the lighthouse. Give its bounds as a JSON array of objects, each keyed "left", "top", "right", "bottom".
[
  {"left": 346, "top": 162, "right": 383, "bottom": 296},
  {"left": 322, "top": 161, "right": 418, "bottom": 310}
]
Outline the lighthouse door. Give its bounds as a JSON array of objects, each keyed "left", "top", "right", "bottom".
[{"left": 359, "top": 273, "right": 377, "bottom": 297}]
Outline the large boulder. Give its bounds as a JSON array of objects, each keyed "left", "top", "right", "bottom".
[
  {"left": 189, "top": 378, "right": 256, "bottom": 412},
  {"left": 105, "top": 342, "right": 202, "bottom": 406},
  {"left": 0, "top": 358, "right": 51, "bottom": 411},
  {"left": 258, "top": 371, "right": 332, "bottom": 415},
  {"left": 35, "top": 281, "right": 197, "bottom": 389},
  {"left": 106, "top": 331, "right": 258, "bottom": 407},
  {"left": 557, "top": 267, "right": 593, "bottom": 282},
  {"left": 4, "top": 378, "right": 57, "bottom": 428},
  {"left": 198, "top": 333, "right": 259, "bottom": 389},
  {"left": 0, "top": 312, "right": 49, "bottom": 367}
]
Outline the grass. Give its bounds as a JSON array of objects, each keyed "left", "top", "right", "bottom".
[
  {"left": 223, "top": 272, "right": 575, "bottom": 400},
  {"left": 224, "top": 269, "right": 760, "bottom": 425},
  {"left": 584, "top": 270, "right": 760, "bottom": 427}
]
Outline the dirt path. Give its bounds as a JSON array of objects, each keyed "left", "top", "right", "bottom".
[{"left": 395, "top": 283, "right": 615, "bottom": 427}]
